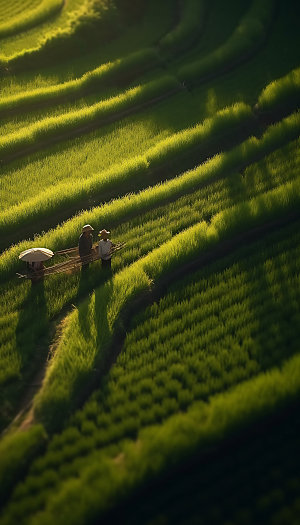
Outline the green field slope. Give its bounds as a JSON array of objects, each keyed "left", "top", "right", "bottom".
[{"left": 0, "top": 0, "right": 299, "bottom": 523}]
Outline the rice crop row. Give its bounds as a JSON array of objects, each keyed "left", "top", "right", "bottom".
[
  {"left": 0, "top": 0, "right": 176, "bottom": 97},
  {"left": 1, "top": 138, "right": 298, "bottom": 382},
  {"left": 113, "top": 404, "right": 300, "bottom": 525},
  {"left": 256, "top": 66, "right": 300, "bottom": 117},
  {"left": 58, "top": 227, "right": 300, "bottom": 449},
  {"left": 0, "top": 0, "right": 278, "bottom": 118},
  {"left": 0, "top": 110, "right": 299, "bottom": 280},
  {"left": 1, "top": 138, "right": 297, "bottom": 405},
  {"left": 23, "top": 354, "right": 300, "bottom": 524},
  {"left": 4, "top": 231, "right": 300, "bottom": 525},
  {"left": 32, "top": 175, "right": 300, "bottom": 430},
  {"left": 0, "top": 0, "right": 207, "bottom": 115},
  {"left": 0, "top": 0, "right": 41, "bottom": 24},
  {"left": 2, "top": 56, "right": 298, "bottom": 218},
  {"left": 0, "top": 102, "right": 255, "bottom": 243},
  {"left": 0, "top": 0, "right": 122, "bottom": 69},
  {"left": 1, "top": 0, "right": 298, "bottom": 520},
  {"left": 0, "top": 75, "right": 180, "bottom": 162},
  {"left": 0, "top": 425, "right": 46, "bottom": 507},
  {"left": 0, "top": 0, "right": 246, "bottom": 100},
  {"left": 0, "top": 0, "right": 63, "bottom": 38},
  {"left": 159, "top": 0, "right": 206, "bottom": 58},
  {"left": 2, "top": 0, "right": 288, "bottom": 164},
  {"left": 0, "top": 48, "right": 161, "bottom": 115},
  {"left": 2, "top": 219, "right": 299, "bottom": 521},
  {"left": 0, "top": 0, "right": 87, "bottom": 57},
  {"left": 0, "top": 4, "right": 287, "bottom": 119},
  {"left": 178, "top": 0, "right": 275, "bottom": 86},
  {"left": 125, "top": 248, "right": 300, "bottom": 376}
]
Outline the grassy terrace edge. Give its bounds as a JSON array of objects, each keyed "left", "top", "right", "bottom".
[
  {"left": 0, "top": 425, "right": 47, "bottom": 508},
  {"left": 256, "top": 67, "right": 300, "bottom": 118},
  {"left": 0, "top": 48, "right": 162, "bottom": 115},
  {"left": 0, "top": 111, "right": 298, "bottom": 278},
  {"left": 0, "top": 110, "right": 299, "bottom": 279},
  {"left": 0, "top": 0, "right": 207, "bottom": 115},
  {"left": 0, "top": 75, "right": 180, "bottom": 163},
  {"left": 0, "top": 0, "right": 63, "bottom": 38},
  {"left": 0, "top": 0, "right": 129, "bottom": 70},
  {"left": 28, "top": 352, "right": 300, "bottom": 524},
  {"left": 0, "top": 0, "right": 205, "bottom": 71},
  {"left": 1, "top": 65, "right": 299, "bottom": 248},
  {"left": 32, "top": 177, "right": 300, "bottom": 430},
  {"left": 0, "top": 0, "right": 299, "bottom": 522},
  {"left": 0, "top": 0, "right": 281, "bottom": 124},
  {"left": 178, "top": 0, "right": 275, "bottom": 86},
  {"left": 0, "top": 102, "right": 255, "bottom": 246}
]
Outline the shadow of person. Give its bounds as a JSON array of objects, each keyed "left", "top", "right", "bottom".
[
  {"left": 70, "top": 276, "right": 114, "bottom": 405},
  {"left": 77, "top": 259, "right": 114, "bottom": 342},
  {"left": 15, "top": 279, "right": 48, "bottom": 386},
  {"left": 77, "top": 266, "right": 93, "bottom": 340},
  {"left": 94, "top": 278, "right": 114, "bottom": 357}
]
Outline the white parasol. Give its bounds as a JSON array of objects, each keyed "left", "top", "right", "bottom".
[{"left": 19, "top": 247, "right": 54, "bottom": 263}]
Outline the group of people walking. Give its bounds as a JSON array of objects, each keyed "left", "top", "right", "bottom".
[{"left": 79, "top": 224, "right": 114, "bottom": 270}]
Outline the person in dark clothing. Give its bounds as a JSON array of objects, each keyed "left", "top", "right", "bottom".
[{"left": 78, "top": 224, "right": 94, "bottom": 270}]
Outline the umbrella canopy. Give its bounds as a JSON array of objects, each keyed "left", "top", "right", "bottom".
[{"left": 19, "top": 247, "right": 54, "bottom": 263}]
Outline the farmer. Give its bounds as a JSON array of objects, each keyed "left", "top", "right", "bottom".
[
  {"left": 28, "top": 260, "right": 45, "bottom": 284},
  {"left": 19, "top": 247, "right": 53, "bottom": 284},
  {"left": 98, "top": 229, "right": 115, "bottom": 269},
  {"left": 78, "top": 224, "right": 94, "bottom": 269}
]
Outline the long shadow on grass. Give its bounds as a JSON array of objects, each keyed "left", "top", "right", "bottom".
[
  {"left": 15, "top": 280, "right": 48, "bottom": 370},
  {"left": 14, "top": 280, "right": 48, "bottom": 412},
  {"left": 105, "top": 399, "right": 300, "bottom": 525},
  {"left": 73, "top": 273, "right": 114, "bottom": 405},
  {"left": 77, "top": 267, "right": 93, "bottom": 340}
]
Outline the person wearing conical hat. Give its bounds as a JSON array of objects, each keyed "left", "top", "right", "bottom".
[
  {"left": 79, "top": 224, "right": 94, "bottom": 270},
  {"left": 98, "top": 229, "right": 115, "bottom": 269}
]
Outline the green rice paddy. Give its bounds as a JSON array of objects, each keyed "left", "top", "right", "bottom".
[{"left": 0, "top": 0, "right": 299, "bottom": 523}]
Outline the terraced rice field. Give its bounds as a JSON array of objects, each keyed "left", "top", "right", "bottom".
[{"left": 0, "top": 0, "right": 299, "bottom": 523}]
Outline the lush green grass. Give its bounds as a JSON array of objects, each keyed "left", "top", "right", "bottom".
[
  {"left": 0, "top": 0, "right": 299, "bottom": 520},
  {"left": 257, "top": 67, "right": 300, "bottom": 115},
  {"left": 1, "top": 114, "right": 299, "bottom": 279},
  {"left": 111, "top": 399, "right": 300, "bottom": 525},
  {"left": 27, "top": 356, "right": 300, "bottom": 525},
  {"left": 2, "top": 220, "right": 300, "bottom": 523},
  {"left": 0, "top": 102, "right": 255, "bottom": 243},
  {"left": 0, "top": 0, "right": 175, "bottom": 94},
  {"left": 0, "top": 0, "right": 63, "bottom": 38},
  {"left": 0, "top": 0, "right": 40, "bottom": 24},
  {"left": 1, "top": 0, "right": 298, "bottom": 219},
  {"left": 0, "top": 425, "right": 47, "bottom": 507},
  {"left": 1, "top": 0, "right": 298, "bottom": 220},
  {"left": 33, "top": 171, "right": 300, "bottom": 430},
  {"left": 0, "top": 48, "right": 161, "bottom": 115},
  {"left": 0, "top": 0, "right": 88, "bottom": 58},
  {"left": 0, "top": 0, "right": 207, "bottom": 115},
  {"left": 0, "top": 136, "right": 298, "bottom": 429},
  {"left": 0, "top": 0, "right": 137, "bottom": 69},
  {"left": 159, "top": 0, "right": 206, "bottom": 58},
  {"left": 178, "top": 0, "right": 275, "bottom": 86},
  {"left": 0, "top": 75, "right": 180, "bottom": 161}
]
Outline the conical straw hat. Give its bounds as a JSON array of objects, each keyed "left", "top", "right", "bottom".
[{"left": 19, "top": 247, "right": 54, "bottom": 262}]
